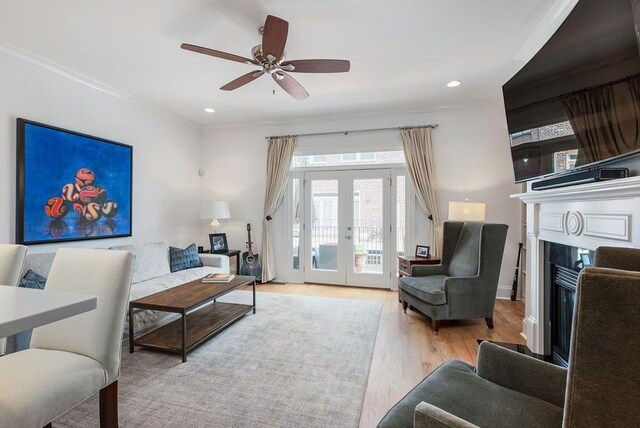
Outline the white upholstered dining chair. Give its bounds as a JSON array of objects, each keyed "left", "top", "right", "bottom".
[
  {"left": 0, "top": 248, "right": 135, "bottom": 428},
  {"left": 0, "top": 244, "right": 28, "bottom": 355}
]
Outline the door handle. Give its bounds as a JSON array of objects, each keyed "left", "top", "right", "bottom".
[{"left": 345, "top": 235, "right": 352, "bottom": 240}]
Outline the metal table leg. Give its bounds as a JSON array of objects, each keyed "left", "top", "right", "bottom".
[{"left": 181, "top": 312, "right": 187, "bottom": 363}]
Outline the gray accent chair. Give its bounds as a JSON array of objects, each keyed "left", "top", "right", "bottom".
[
  {"left": 378, "top": 246, "right": 640, "bottom": 428},
  {"left": 399, "top": 222, "right": 508, "bottom": 332}
]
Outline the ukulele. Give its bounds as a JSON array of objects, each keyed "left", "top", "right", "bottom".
[{"left": 240, "top": 223, "right": 263, "bottom": 279}]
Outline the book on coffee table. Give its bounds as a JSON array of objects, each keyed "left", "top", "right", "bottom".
[{"left": 202, "top": 273, "right": 235, "bottom": 283}]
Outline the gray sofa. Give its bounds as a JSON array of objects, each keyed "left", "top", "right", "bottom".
[
  {"left": 379, "top": 246, "right": 640, "bottom": 427},
  {"left": 5, "top": 242, "right": 229, "bottom": 353},
  {"left": 399, "top": 221, "right": 508, "bottom": 332}
]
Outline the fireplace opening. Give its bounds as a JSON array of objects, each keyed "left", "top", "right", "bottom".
[{"left": 544, "top": 242, "right": 594, "bottom": 367}]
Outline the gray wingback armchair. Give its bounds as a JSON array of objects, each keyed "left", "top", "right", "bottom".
[
  {"left": 378, "top": 246, "right": 640, "bottom": 428},
  {"left": 399, "top": 221, "right": 508, "bottom": 332}
]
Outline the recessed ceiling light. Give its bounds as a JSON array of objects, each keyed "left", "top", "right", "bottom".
[
  {"left": 447, "top": 80, "right": 462, "bottom": 88},
  {"left": 204, "top": 108, "right": 215, "bottom": 113}
]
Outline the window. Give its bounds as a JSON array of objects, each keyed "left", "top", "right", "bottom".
[
  {"left": 340, "top": 152, "right": 377, "bottom": 162},
  {"left": 309, "top": 155, "right": 327, "bottom": 165},
  {"left": 291, "top": 178, "right": 301, "bottom": 271},
  {"left": 292, "top": 151, "right": 405, "bottom": 168},
  {"left": 396, "top": 175, "right": 406, "bottom": 257},
  {"left": 510, "top": 121, "right": 575, "bottom": 147}
]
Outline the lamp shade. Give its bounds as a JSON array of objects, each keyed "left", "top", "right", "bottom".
[
  {"left": 448, "top": 201, "right": 486, "bottom": 221},
  {"left": 199, "top": 201, "right": 230, "bottom": 219}
]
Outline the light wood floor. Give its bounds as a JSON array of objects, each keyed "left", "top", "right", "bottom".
[{"left": 247, "top": 282, "right": 525, "bottom": 428}]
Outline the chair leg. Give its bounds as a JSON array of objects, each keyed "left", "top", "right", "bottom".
[
  {"left": 485, "top": 317, "right": 494, "bottom": 329},
  {"left": 401, "top": 300, "right": 408, "bottom": 313},
  {"left": 100, "top": 380, "right": 118, "bottom": 428},
  {"left": 431, "top": 319, "right": 440, "bottom": 333}
]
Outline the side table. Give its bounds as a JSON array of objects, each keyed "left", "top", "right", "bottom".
[
  {"left": 199, "top": 249, "right": 241, "bottom": 274},
  {"left": 397, "top": 255, "right": 441, "bottom": 302},
  {"left": 398, "top": 255, "right": 441, "bottom": 277}
]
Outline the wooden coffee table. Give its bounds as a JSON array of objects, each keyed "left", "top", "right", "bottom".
[{"left": 128, "top": 275, "right": 256, "bottom": 362}]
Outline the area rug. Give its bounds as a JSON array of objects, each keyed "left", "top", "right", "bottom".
[{"left": 54, "top": 290, "right": 382, "bottom": 428}]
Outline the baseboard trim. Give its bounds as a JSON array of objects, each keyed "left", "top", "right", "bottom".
[{"left": 496, "top": 285, "right": 515, "bottom": 300}]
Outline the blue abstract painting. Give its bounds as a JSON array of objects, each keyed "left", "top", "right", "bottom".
[{"left": 17, "top": 120, "right": 132, "bottom": 244}]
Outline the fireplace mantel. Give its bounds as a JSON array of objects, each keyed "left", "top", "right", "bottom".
[{"left": 511, "top": 176, "right": 640, "bottom": 353}]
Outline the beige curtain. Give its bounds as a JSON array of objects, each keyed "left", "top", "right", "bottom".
[
  {"left": 261, "top": 136, "right": 296, "bottom": 282},
  {"left": 400, "top": 127, "right": 442, "bottom": 256}
]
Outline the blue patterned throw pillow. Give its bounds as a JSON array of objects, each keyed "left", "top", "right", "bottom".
[
  {"left": 11, "top": 270, "right": 47, "bottom": 352},
  {"left": 169, "top": 244, "right": 203, "bottom": 272},
  {"left": 19, "top": 269, "right": 47, "bottom": 290}
]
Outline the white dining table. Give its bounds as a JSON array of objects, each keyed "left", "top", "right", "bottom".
[{"left": 0, "top": 285, "right": 97, "bottom": 338}]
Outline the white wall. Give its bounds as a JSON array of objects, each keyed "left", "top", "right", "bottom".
[
  {"left": 0, "top": 46, "right": 521, "bottom": 294},
  {"left": 0, "top": 51, "right": 203, "bottom": 253},
  {"left": 200, "top": 102, "right": 523, "bottom": 296}
]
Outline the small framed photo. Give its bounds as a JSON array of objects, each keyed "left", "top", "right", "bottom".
[
  {"left": 415, "top": 245, "right": 430, "bottom": 258},
  {"left": 209, "top": 233, "right": 229, "bottom": 254}
]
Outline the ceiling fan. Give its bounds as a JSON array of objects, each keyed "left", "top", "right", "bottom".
[{"left": 181, "top": 15, "right": 350, "bottom": 100}]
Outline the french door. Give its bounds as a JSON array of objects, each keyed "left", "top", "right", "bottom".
[{"left": 303, "top": 169, "right": 391, "bottom": 288}]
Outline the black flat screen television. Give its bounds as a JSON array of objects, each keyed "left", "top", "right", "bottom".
[{"left": 503, "top": 0, "right": 640, "bottom": 183}]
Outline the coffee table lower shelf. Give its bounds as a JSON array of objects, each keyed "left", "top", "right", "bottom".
[{"left": 132, "top": 302, "right": 253, "bottom": 361}]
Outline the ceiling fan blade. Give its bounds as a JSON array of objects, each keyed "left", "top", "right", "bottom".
[
  {"left": 181, "top": 43, "right": 256, "bottom": 65},
  {"left": 261, "top": 15, "right": 288, "bottom": 61},
  {"left": 272, "top": 72, "right": 309, "bottom": 100},
  {"left": 281, "top": 59, "right": 350, "bottom": 73},
  {"left": 220, "top": 71, "right": 264, "bottom": 90}
]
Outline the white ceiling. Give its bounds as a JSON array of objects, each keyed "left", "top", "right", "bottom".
[{"left": 0, "top": 0, "right": 558, "bottom": 126}]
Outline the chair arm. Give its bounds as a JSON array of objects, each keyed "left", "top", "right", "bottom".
[
  {"left": 199, "top": 254, "right": 230, "bottom": 273},
  {"left": 476, "top": 342, "right": 567, "bottom": 407},
  {"left": 411, "top": 264, "right": 447, "bottom": 277},
  {"left": 414, "top": 402, "right": 479, "bottom": 428}
]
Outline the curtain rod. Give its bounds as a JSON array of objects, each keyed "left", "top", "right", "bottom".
[{"left": 264, "top": 124, "right": 438, "bottom": 140}]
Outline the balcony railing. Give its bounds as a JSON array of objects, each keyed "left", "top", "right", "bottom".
[{"left": 291, "top": 221, "right": 406, "bottom": 272}]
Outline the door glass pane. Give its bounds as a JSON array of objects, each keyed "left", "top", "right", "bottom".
[
  {"left": 353, "top": 178, "right": 383, "bottom": 274},
  {"left": 311, "top": 180, "right": 338, "bottom": 271},
  {"left": 292, "top": 178, "right": 300, "bottom": 271},
  {"left": 396, "top": 175, "right": 406, "bottom": 257}
]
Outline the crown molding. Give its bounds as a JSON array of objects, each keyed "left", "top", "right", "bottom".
[
  {"left": 202, "top": 98, "right": 504, "bottom": 131},
  {"left": 514, "top": 0, "right": 579, "bottom": 63},
  {"left": 0, "top": 41, "right": 197, "bottom": 127}
]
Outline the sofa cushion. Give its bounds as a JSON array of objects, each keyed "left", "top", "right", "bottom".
[
  {"left": 377, "top": 360, "right": 563, "bottom": 428},
  {"left": 110, "top": 242, "right": 170, "bottom": 283},
  {"left": 20, "top": 253, "right": 56, "bottom": 279},
  {"left": 448, "top": 222, "right": 482, "bottom": 277},
  {"left": 399, "top": 275, "right": 447, "bottom": 306},
  {"left": 169, "top": 244, "right": 203, "bottom": 272}
]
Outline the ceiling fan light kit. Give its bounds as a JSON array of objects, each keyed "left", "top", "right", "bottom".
[{"left": 181, "top": 14, "right": 350, "bottom": 100}]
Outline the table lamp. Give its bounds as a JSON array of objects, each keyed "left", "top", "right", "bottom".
[
  {"left": 448, "top": 199, "right": 486, "bottom": 221},
  {"left": 199, "top": 201, "right": 231, "bottom": 232}
]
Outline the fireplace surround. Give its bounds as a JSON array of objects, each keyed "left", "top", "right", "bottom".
[
  {"left": 544, "top": 242, "right": 594, "bottom": 366},
  {"left": 512, "top": 175, "right": 640, "bottom": 354}
]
